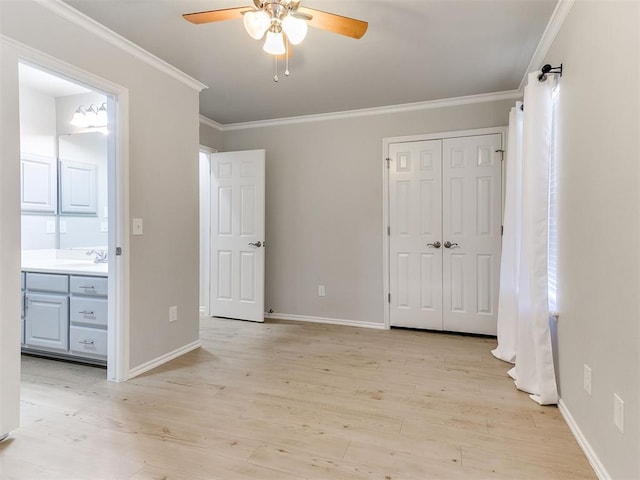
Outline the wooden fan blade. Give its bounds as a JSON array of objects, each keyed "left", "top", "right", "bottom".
[
  {"left": 183, "top": 6, "right": 251, "bottom": 25},
  {"left": 297, "top": 7, "right": 368, "bottom": 39}
]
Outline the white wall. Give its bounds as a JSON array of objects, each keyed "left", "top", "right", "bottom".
[
  {"left": 1, "top": 0, "right": 202, "bottom": 381},
  {"left": 220, "top": 100, "right": 513, "bottom": 325},
  {"left": 0, "top": 38, "right": 23, "bottom": 440},
  {"left": 199, "top": 121, "right": 223, "bottom": 151},
  {"left": 545, "top": 1, "right": 639, "bottom": 478}
]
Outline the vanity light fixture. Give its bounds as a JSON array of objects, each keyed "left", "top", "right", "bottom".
[{"left": 69, "top": 102, "right": 108, "bottom": 128}]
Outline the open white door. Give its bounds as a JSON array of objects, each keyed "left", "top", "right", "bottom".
[{"left": 210, "top": 150, "right": 265, "bottom": 322}]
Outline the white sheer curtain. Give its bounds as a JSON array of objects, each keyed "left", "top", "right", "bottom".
[
  {"left": 494, "top": 71, "right": 558, "bottom": 405},
  {"left": 492, "top": 102, "right": 523, "bottom": 364}
]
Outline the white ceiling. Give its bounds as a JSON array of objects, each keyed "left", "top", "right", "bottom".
[
  {"left": 62, "top": 0, "right": 557, "bottom": 125},
  {"left": 19, "top": 63, "right": 91, "bottom": 97}
]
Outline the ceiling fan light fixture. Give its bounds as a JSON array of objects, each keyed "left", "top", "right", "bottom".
[
  {"left": 263, "top": 27, "right": 286, "bottom": 55},
  {"left": 281, "top": 14, "right": 307, "bottom": 45},
  {"left": 244, "top": 9, "right": 270, "bottom": 39}
]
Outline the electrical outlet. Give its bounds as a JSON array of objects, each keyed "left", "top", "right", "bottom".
[
  {"left": 59, "top": 221, "right": 67, "bottom": 234},
  {"left": 318, "top": 285, "right": 326, "bottom": 297},
  {"left": 100, "top": 221, "right": 108, "bottom": 233},
  {"left": 583, "top": 364, "right": 592, "bottom": 396},
  {"left": 614, "top": 394, "right": 624, "bottom": 433},
  {"left": 169, "top": 305, "right": 177, "bottom": 323},
  {"left": 46, "top": 220, "right": 56, "bottom": 234}
]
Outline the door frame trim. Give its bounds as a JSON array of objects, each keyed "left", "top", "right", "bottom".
[
  {"left": 198, "top": 145, "right": 217, "bottom": 317},
  {"left": 382, "top": 127, "right": 507, "bottom": 330},
  {"left": 10, "top": 38, "right": 131, "bottom": 382}
]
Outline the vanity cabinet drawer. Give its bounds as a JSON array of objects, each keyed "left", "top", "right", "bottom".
[
  {"left": 70, "top": 326, "right": 107, "bottom": 359},
  {"left": 70, "top": 297, "right": 107, "bottom": 327},
  {"left": 26, "top": 272, "right": 69, "bottom": 293},
  {"left": 70, "top": 275, "right": 107, "bottom": 296}
]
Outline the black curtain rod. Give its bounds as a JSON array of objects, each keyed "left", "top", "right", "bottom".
[
  {"left": 519, "top": 63, "right": 564, "bottom": 110},
  {"left": 538, "top": 63, "right": 563, "bottom": 82}
]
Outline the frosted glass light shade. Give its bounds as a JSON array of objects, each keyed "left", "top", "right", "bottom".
[
  {"left": 97, "top": 103, "right": 108, "bottom": 127},
  {"left": 263, "top": 30, "right": 285, "bottom": 55},
  {"left": 84, "top": 105, "right": 99, "bottom": 126},
  {"left": 281, "top": 15, "right": 307, "bottom": 45},
  {"left": 244, "top": 10, "right": 270, "bottom": 40},
  {"left": 70, "top": 107, "right": 87, "bottom": 127}
]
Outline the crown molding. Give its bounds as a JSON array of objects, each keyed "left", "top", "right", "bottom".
[
  {"left": 220, "top": 90, "right": 522, "bottom": 131},
  {"left": 519, "top": 0, "right": 576, "bottom": 91},
  {"left": 199, "top": 115, "right": 224, "bottom": 132},
  {"left": 32, "top": 0, "right": 207, "bottom": 92}
]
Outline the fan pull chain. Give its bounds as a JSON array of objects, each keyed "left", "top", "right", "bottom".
[
  {"left": 273, "top": 56, "right": 279, "bottom": 82},
  {"left": 285, "top": 39, "right": 290, "bottom": 77}
]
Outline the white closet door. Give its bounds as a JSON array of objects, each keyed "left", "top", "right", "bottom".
[
  {"left": 442, "top": 134, "right": 503, "bottom": 335},
  {"left": 389, "top": 140, "right": 443, "bottom": 329},
  {"left": 210, "top": 150, "right": 266, "bottom": 323}
]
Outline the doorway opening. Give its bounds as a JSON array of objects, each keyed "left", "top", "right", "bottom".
[{"left": 17, "top": 61, "right": 127, "bottom": 381}]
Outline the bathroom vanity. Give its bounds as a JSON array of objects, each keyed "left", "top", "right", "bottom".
[{"left": 21, "top": 250, "right": 108, "bottom": 366}]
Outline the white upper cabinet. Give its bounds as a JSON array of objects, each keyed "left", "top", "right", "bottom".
[{"left": 21, "top": 154, "right": 57, "bottom": 213}]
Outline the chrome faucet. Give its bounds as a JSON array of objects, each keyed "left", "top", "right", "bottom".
[{"left": 86, "top": 250, "right": 108, "bottom": 264}]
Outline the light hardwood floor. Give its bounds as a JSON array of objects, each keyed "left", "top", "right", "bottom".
[{"left": 2, "top": 318, "right": 594, "bottom": 479}]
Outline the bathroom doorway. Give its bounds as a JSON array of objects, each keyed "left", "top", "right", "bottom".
[{"left": 17, "top": 61, "right": 128, "bottom": 382}]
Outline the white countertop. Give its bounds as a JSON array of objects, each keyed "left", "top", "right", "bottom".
[{"left": 22, "top": 249, "right": 108, "bottom": 277}]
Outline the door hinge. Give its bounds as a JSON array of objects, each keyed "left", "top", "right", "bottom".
[
  {"left": 386, "top": 157, "right": 391, "bottom": 168},
  {"left": 501, "top": 225, "right": 504, "bottom": 236},
  {"left": 115, "top": 247, "right": 122, "bottom": 256},
  {"left": 387, "top": 226, "right": 390, "bottom": 236},
  {"left": 388, "top": 293, "right": 391, "bottom": 303}
]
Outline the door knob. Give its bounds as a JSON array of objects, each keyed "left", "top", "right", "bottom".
[
  {"left": 248, "top": 241, "right": 262, "bottom": 248},
  {"left": 444, "top": 241, "right": 459, "bottom": 249},
  {"left": 427, "top": 241, "right": 441, "bottom": 249}
]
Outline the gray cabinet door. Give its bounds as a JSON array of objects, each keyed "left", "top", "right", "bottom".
[
  {"left": 25, "top": 293, "right": 69, "bottom": 352},
  {"left": 60, "top": 160, "right": 97, "bottom": 214}
]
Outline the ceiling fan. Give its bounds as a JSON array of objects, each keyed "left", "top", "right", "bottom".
[{"left": 183, "top": 0, "right": 368, "bottom": 57}]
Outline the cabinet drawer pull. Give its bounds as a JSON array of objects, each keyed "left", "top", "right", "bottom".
[
  {"left": 78, "top": 339, "right": 95, "bottom": 345},
  {"left": 79, "top": 310, "right": 95, "bottom": 315},
  {"left": 79, "top": 285, "right": 96, "bottom": 289}
]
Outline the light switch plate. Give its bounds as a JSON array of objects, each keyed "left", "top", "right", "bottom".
[
  {"left": 46, "top": 220, "right": 56, "bottom": 234},
  {"left": 169, "top": 305, "right": 178, "bottom": 323},
  {"left": 100, "top": 221, "right": 108, "bottom": 233},
  {"left": 132, "top": 218, "right": 143, "bottom": 236},
  {"left": 59, "top": 220, "right": 67, "bottom": 234}
]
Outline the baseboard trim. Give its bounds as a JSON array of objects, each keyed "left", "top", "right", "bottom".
[
  {"left": 558, "top": 398, "right": 610, "bottom": 480},
  {"left": 127, "top": 340, "right": 202, "bottom": 380},
  {"left": 267, "top": 313, "right": 387, "bottom": 330}
]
